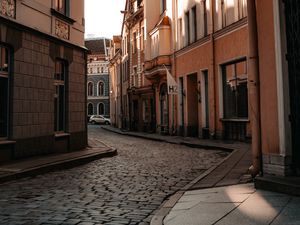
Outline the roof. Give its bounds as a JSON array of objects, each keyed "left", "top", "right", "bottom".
[{"left": 84, "top": 38, "right": 111, "bottom": 55}]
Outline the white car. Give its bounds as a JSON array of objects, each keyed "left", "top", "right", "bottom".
[{"left": 89, "top": 115, "right": 111, "bottom": 125}]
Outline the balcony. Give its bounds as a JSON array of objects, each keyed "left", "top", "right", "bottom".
[
  {"left": 144, "top": 16, "right": 172, "bottom": 82},
  {"left": 144, "top": 55, "right": 171, "bottom": 82}
]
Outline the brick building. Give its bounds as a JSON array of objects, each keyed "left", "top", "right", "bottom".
[
  {"left": 0, "top": 0, "right": 87, "bottom": 162},
  {"left": 86, "top": 38, "right": 110, "bottom": 117},
  {"left": 120, "top": 0, "right": 156, "bottom": 132}
]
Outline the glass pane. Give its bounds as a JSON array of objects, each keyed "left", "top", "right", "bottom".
[
  {"left": 0, "top": 47, "right": 9, "bottom": 73},
  {"left": 223, "top": 65, "right": 237, "bottom": 118},
  {"left": 237, "top": 82, "right": 248, "bottom": 117},
  {"left": 0, "top": 77, "right": 8, "bottom": 137},
  {"left": 58, "top": 85, "right": 65, "bottom": 131}
]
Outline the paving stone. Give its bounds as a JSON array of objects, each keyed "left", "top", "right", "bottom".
[{"left": 0, "top": 126, "right": 227, "bottom": 224}]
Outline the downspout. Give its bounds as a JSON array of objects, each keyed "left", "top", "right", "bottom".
[
  {"left": 247, "top": 0, "right": 262, "bottom": 176},
  {"left": 210, "top": 0, "right": 217, "bottom": 138},
  {"left": 172, "top": 0, "right": 178, "bottom": 135},
  {"left": 120, "top": 51, "right": 124, "bottom": 130}
]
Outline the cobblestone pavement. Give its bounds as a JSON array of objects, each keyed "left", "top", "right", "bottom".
[{"left": 0, "top": 126, "right": 228, "bottom": 225}]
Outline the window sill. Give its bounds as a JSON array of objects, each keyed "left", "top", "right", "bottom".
[
  {"left": 221, "top": 118, "right": 250, "bottom": 123},
  {"left": 51, "top": 8, "right": 76, "bottom": 24},
  {"left": 0, "top": 140, "right": 16, "bottom": 145},
  {"left": 54, "top": 132, "right": 70, "bottom": 139}
]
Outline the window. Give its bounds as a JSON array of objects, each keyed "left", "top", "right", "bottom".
[
  {"left": 238, "top": 0, "right": 247, "bottom": 19},
  {"left": 221, "top": 0, "right": 226, "bottom": 27},
  {"left": 54, "top": 59, "right": 67, "bottom": 132},
  {"left": 55, "top": 0, "right": 70, "bottom": 16},
  {"left": 88, "top": 103, "right": 94, "bottom": 115},
  {"left": 160, "top": 0, "right": 166, "bottom": 14},
  {"left": 101, "top": 67, "right": 104, "bottom": 73},
  {"left": 202, "top": 0, "right": 208, "bottom": 36},
  {"left": 222, "top": 60, "right": 248, "bottom": 119},
  {"left": 98, "top": 103, "right": 105, "bottom": 115},
  {"left": 0, "top": 46, "right": 10, "bottom": 138},
  {"left": 178, "top": 18, "right": 183, "bottom": 49},
  {"left": 191, "top": 6, "right": 197, "bottom": 43},
  {"left": 185, "top": 11, "right": 190, "bottom": 46},
  {"left": 133, "top": 32, "right": 137, "bottom": 54},
  {"left": 137, "top": 0, "right": 142, "bottom": 7},
  {"left": 98, "top": 81, "right": 104, "bottom": 96},
  {"left": 87, "top": 82, "right": 93, "bottom": 96},
  {"left": 141, "top": 27, "right": 144, "bottom": 51}
]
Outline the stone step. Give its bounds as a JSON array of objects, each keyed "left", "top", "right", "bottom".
[{"left": 255, "top": 175, "right": 300, "bottom": 196}]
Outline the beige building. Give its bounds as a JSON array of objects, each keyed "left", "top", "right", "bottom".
[
  {"left": 0, "top": 0, "right": 87, "bottom": 162},
  {"left": 109, "top": 36, "right": 122, "bottom": 128}
]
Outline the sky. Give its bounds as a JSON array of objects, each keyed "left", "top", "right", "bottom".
[{"left": 85, "top": 0, "right": 126, "bottom": 39}]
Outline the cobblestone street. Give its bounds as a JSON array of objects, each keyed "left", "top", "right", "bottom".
[{"left": 0, "top": 126, "right": 228, "bottom": 225}]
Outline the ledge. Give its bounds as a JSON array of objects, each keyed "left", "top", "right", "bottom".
[
  {"left": 0, "top": 140, "right": 16, "bottom": 146},
  {"left": 54, "top": 133, "right": 70, "bottom": 139},
  {"left": 221, "top": 118, "right": 250, "bottom": 122},
  {"left": 51, "top": 8, "right": 76, "bottom": 24}
]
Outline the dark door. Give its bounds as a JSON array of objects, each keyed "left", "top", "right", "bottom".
[
  {"left": 132, "top": 100, "right": 139, "bottom": 131},
  {"left": 284, "top": 0, "right": 300, "bottom": 173},
  {"left": 160, "top": 84, "right": 169, "bottom": 134}
]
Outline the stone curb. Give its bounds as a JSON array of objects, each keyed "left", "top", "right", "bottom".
[
  {"left": 149, "top": 149, "right": 238, "bottom": 225},
  {"left": 101, "top": 126, "right": 233, "bottom": 152},
  {"left": 0, "top": 148, "right": 117, "bottom": 185}
]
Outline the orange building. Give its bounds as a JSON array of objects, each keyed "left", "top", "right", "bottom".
[
  {"left": 174, "top": 0, "right": 249, "bottom": 140},
  {"left": 254, "top": 0, "right": 300, "bottom": 180}
]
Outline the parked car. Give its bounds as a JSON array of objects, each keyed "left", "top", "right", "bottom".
[{"left": 89, "top": 115, "right": 111, "bottom": 125}]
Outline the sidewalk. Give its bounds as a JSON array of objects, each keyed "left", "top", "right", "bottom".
[
  {"left": 0, "top": 138, "right": 117, "bottom": 184},
  {"left": 102, "top": 126, "right": 258, "bottom": 224},
  {"left": 163, "top": 183, "right": 300, "bottom": 225}
]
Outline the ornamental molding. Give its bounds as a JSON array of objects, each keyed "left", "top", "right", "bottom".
[
  {"left": 55, "top": 19, "right": 70, "bottom": 40},
  {"left": 0, "top": 0, "right": 16, "bottom": 18}
]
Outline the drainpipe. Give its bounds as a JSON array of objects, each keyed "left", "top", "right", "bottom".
[
  {"left": 172, "top": 0, "right": 178, "bottom": 135},
  {"left": 210, "top": 0, "right": 217, "bottom": 138},
  {"left": 247, "top": 0, "right": 262, "bottom": 176}
]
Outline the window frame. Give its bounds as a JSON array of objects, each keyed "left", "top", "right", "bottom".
[
  {"left": 98, "top": 103, "right": 105, "bottom": 115},
  {"left": 221, "top": 59, "right": 248, "bottom": 120},
  {"left": 185, "top": 11, "right": 190, "bottom": 46},
  {"left": 0, "top": 45, "right": 11, "bottom": 139},
  {"left": 191, "top": 5, "right": 197, "bottom": 43},
  {"left": 160, "top": 0, "right": 166, "bottom": 15},
  {"left": 87, "top": 103, "right": 94, "bottom": 115},
  {"left": 54, "top": 0, "right": 70, "bottom": 17},
  {"left": 87, "top": 81, "right": 94, "bottom": 96},
  {"left": 98, "top": 81, "right": 105, "bottom": 96},
  {"left": 54, "top": 59, "right": 68, "bottom": 133}
]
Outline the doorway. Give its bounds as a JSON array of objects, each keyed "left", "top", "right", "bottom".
[
  {"left": 186, "top": 73, "right": 199, "bottom": 137},
  {"left": 160, "top": 83, "right": 169, "bottom": 134},
  {"left": 284, "top": 0, "right": 300, "bottom": 173}
]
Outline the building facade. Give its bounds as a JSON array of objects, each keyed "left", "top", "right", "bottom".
[
  {"left": 143, "top": 0, "right": 249, "bottom": 139},
  {"left": 109, "top": 36, "right": 122, "bottom": 128},
  {"left": 121, "top": 0, "right": 156, "bottom": 133},
  {"left": 174, "top": 0, "right": 249, "bottom": 140},
  {"left": 254, "top": 0, "right": 300, "bottom": 178},
  {"left": 86, "top": 38, "right": 110, "bottom": 118},
  {"left": 0, "top": 0, "right": 87, "bottom": 162}
]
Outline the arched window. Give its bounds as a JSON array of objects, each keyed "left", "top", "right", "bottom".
[
  {"left": 88, "top": 103, "right": 94, "bottom": 115},
  {"left": 98, "top": 103, "right": 105, "bottom": 115},
  {"left": 98, "top": 81, "right": 104, "bottom": 96},
  {"left": 88, "top": 82, "right": 94, "bottom": 96}
]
